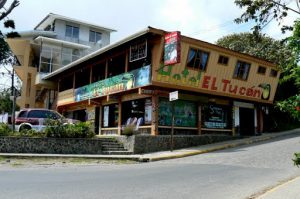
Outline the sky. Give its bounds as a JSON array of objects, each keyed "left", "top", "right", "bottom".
[
  {"left": 1, "top": 0, "right": 296, "bottom": 43},
  {"left": 0, "top": 0, "right": 298, "bottom": 89}
]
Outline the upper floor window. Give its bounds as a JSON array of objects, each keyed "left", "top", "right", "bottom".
[
  {"left": 218, "top": 55, "right": 229, "bottom": 65},
  {"left": 186, "top": 48, "right": 209, "bottom": 71},
  {"left": 89, "top": 30, "right": 102, "bottom": 43},
  {"left": 270, "top": 69, "right": 278, "bottom": 77},
  {"left": 233, "top": 60, "right": 251, "bottom": 80},
  {"left": 257, "top": 66, "right": 266, "bottom": 75},
  {"left": 130, "top": 40, "right": 147, "bottom": 62},
  {"left": 65, "top": 25, "right": 79, "bottom": 39}
]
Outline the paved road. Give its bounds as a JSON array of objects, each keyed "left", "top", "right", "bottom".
[{"left": 0, "top": 134, "right": 300, "bottom": 199}]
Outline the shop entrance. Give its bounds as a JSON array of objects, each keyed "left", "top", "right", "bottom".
[{"left": 239, "top": 108, "right": 255, "bottom": 136}]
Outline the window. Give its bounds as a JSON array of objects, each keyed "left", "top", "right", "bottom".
[
  {"left": 257, "top": 66, "right": 266, "bottom": 75},
  {"left": 218, "top": 55, "right": 229, "bottom": 65},
  {"left": 39, "top": 45, "right": 61, "bottom": 73},
  {"left": 270, "top": 69, "right": 278, "bottom": 77},
  {"left": 65, "top": 25, "right": 79, "bottom": 39},
  {"left": 89, "top": 30, "right": 102, "bottom": 43},
  {"left": 129, "top": 40, "right": 147, "bottom": 62},
  {"left": 18, "top": 111, "right": 27, "bottom": 118},
  {"left": 186, "top": 48, "right": 209, "bottom": 71},
  {"left": 233, "top": 61, "right": 251, "bottom": 80}
]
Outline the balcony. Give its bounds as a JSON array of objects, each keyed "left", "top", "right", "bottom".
[{"left": 35, "top": 72, "right": 56, "bottom": 89}]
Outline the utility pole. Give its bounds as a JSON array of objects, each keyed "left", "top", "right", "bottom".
[{"left": 11, "top": 68, "right": 16, "bottom": 132}]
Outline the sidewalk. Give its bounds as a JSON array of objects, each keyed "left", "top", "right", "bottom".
[
  {"left": 0, "top": 128, "right": 299, "bottom": 162},
  {"left": 256, "top": 175, "right": 300, "bottom": 199}
]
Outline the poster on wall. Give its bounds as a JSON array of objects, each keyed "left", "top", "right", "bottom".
[
  {"left": 75, "top": 65, "right": 151, "bottom": 102},
  {"left": 103, "top": 106, "right": 109, "bottom": 127},
  {"left": 164, "top": 31, "right": 181, "bottom": 65},
  {"left": 158, "top": 98, "right": 196, "bottom": 127},
  {"left": 144, "top": 99, "right": 152, "bottom": 124},
  {"left": 202, "top": 104, "right": 229, "bottom": 129}
]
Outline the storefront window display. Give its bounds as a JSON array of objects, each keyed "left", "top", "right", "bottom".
[
  {"left": 202, "top": 104, "right": 231, "bottom": 129},
  {"left": 122, "top": 98, "right": 152, "bottom": 128},
  {"left": 158, "top": 98, "right": 197, "bottom": 127}
]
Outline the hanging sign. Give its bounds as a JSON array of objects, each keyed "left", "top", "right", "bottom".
[{"left": 164, "top": 31, "right": 181, "bottom": 65}]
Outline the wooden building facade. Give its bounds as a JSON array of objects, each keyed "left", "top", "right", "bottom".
[{"left": 44, "top": 27, "right": 280, "bottom": 136}]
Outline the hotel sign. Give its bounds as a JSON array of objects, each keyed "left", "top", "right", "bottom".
[{"left": 75, "top": 65, "right": 151, "bottom": 102}]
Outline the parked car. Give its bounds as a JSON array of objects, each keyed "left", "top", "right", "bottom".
[{"left": 15, "top": 108, "right": 78, "bottom": 132}]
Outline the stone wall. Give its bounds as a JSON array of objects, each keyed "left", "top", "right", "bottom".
[
  {"left": 117, "top": 135, "right": 239, "bottom": 154},
  {"left": 0, "top": 135, "right": 238, "bottom": 155},
  {"left": 0, "top": 137, "right": 103, "bottom": 154}
]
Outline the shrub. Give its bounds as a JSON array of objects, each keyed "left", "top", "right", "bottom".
[
  {"left": 122, "top": 125, "right": 136, "bottom": 136},
  {"left": 0, "top": 123, "right": 11, "bottom": 136},
  {"left": 293, "top": 153, "right": 300, "bottom": 167},
  {"left": 45, "top": 120, "right": 94, "bottom": 138},
  {"left": 44, "top": 119, "right": 66, "bottom": 138}
]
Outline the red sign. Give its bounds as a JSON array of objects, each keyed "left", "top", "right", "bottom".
[{"left": 164, "top": 31, "right": 181, "bottom": 65}]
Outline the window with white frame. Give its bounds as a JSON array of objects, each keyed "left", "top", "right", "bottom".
[
  {"left": 89, "top": 30, "right": 102, "bottom": 43},
  {"left": 65, "top": 25, "right": 79, "bottom": 40},
  {"left": 129, "top": 40, "right": 147, "bottom": 62}
]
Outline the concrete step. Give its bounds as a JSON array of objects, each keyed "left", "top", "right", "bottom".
[
  {"left": 102, "top": 151, "right": 133, "bottom": 155},
  {"left": 102, "top": 148, "right": 127, "bottom": 152}
]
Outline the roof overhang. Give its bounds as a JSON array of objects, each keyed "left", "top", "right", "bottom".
[
  {"left": 34, "top": 36, "right": 90, "bottom": 49},
  {"left": 35, "top": 13, "right": 117, "bottom": 33}
]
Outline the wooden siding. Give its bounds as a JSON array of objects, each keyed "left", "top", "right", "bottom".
[{"left": 152, "top": 38, "right": 279, "bottom": 104}]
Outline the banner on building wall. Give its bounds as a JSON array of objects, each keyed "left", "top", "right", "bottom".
[
  {"left": 164, "top": 31, "right": 181, "bottom": 65},
  {"left": 75, "top": 65, "right": 151, "bottom": 102}
]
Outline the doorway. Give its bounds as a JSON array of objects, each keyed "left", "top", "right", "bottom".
[
  {"left": 94, "top": 107, "right": 100, "bottom": 134},
  {"left": 239, "top": 107, "right": 255, "bottom": 136}
]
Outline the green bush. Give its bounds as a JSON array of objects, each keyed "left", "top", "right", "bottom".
[
  {"left": 18, "top": 129, "right": 46, "bottom": 138},
  {"left": 293, "top": 153, "right": 300, "bottom": 167},
  {"left": 122, "top": 125, "right": 136, "bottom": 136},
  {"left": 0, "top": 123, "right": 11, "bottom": 136},
  {"left": 45, "top": 120, "right": 94, "bottom": 138}
]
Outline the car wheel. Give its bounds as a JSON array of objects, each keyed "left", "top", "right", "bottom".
[{"left": 19, "top": 125, "right": 31, "bottom": 132}]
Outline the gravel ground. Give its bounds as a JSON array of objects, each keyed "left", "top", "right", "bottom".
[{"left": 0, "top": 156, "right": 137, "bottom": 169}]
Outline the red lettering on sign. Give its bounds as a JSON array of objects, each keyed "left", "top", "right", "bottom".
[
  {"left": 211, "top": 77, "right": 218, "bottom": 90},
  {"left": 202, "top": 76, "right": 210, "bottom": 89},
  {"left": 222, "top": 79, "right": 230, "bottom": 92}
]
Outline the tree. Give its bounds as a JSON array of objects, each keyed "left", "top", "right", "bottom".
[
  {"left": 0, "top": 0, "right": 20, "bottom": 65},
  {"left": 216, "top": 32, "right": 292, "bottom": 67},
  {"left": 234, "top": 0, "right": 300, "bottom": 34},
  {"left": 234, "top": 0, "right": 300, "bottom": 122},
  {"left": 216, "top": 32, "right": 299, "bottom": 130}
]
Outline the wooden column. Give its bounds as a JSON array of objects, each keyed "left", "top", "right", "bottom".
[
  {"left": 105, "top": 59, "right": 108, "bottom": 79},
  {"left": 151, "top": 95, "right": 158, "bottom": 135},
  {"left": 99, "top": 105, "right": 103, "bottom": 135},
  {"left": 117, "top": 99, "right": 122, "bottom": 135},
  {"left": 232, "top": 106, "right": 236, "bottom": 136},
  {"left": 198, "top": 105, "right": 202, "bottom": 135},
  {"left": 89, "top": 66, "right": 93, "bottom": 84},
  {"left": 125, "top": 51, "right": 129, "bottom": 72}
]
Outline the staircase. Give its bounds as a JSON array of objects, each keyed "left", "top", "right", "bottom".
[{"left": 99, "top": 138, "right": 133, "bottom": 155}]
